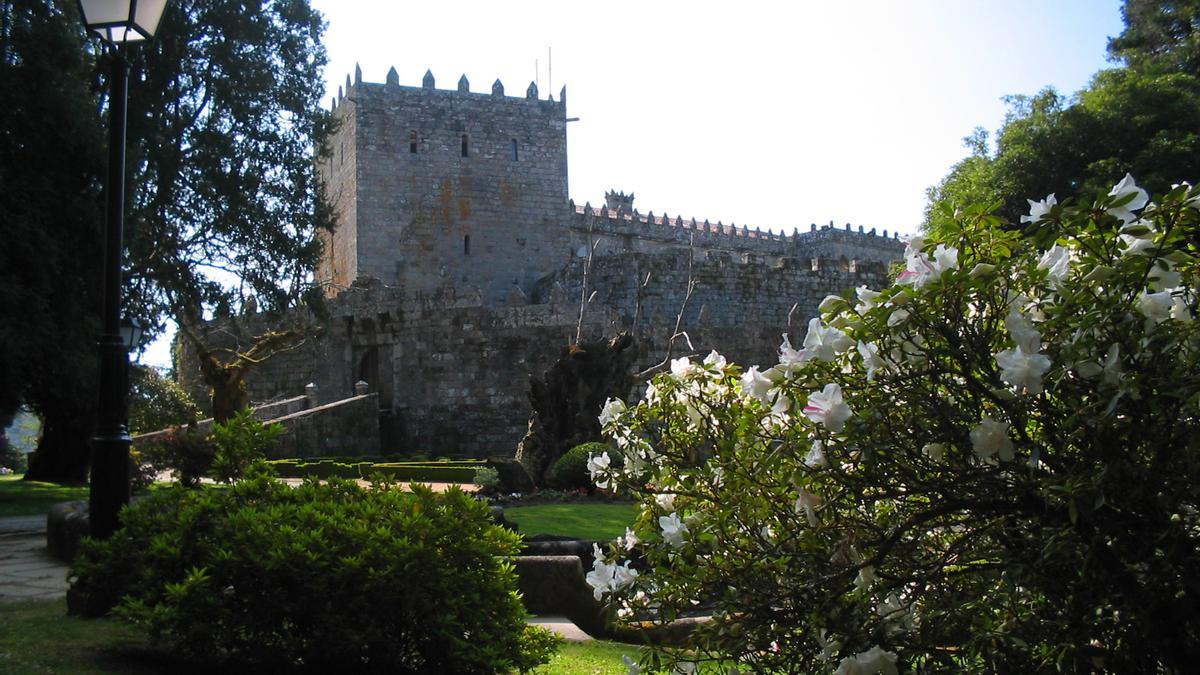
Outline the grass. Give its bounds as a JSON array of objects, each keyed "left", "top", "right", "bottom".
[
  {"left": 0, "top": 474, "right": 89, "bottom": 517},
  {"left": 0, "top": 598, "right": 646, "bottom": 674},
  {"left": 505, "top": 503, "right": 637, "bottom": 541}
]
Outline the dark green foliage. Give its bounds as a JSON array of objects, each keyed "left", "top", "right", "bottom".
[
  {"left": 4, "top": 0, "right": 332, "bottom": 481},
  {"left": 127, "top": 364, "right": 200, "bottom": 435},
  {"left": 69, "top": 477, "right": 559, "bottom": 672},
  {"left": 0, "top": 433, "right": 26, "bottom": 473},
  {"left": 264, "top": 458, "right": 486, "bottom": 482},
  {"left": 547, "top": 442, "right": 619, "bottom": 491},
  {"left": 133, "top": 426, "right": 213, "bottom": 487},
  {"left": 1, "top": 0, "right": 105, "bottom": 483},
  {"left": 927, "top": 0, "right": 1200, "bottom": 233},
  {"left": 209, "top": 408, "right": 282, "bottom": 484},
  {"left": 1109, "top": 0, "right": 1200, "bottom": 76}
]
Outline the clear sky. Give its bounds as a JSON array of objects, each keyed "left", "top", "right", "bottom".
[
  {"left": 142, "top": 0, "right": 1126, "bottom": 369},
  {"left": 310, "top": 0, "right": 1125, "bottom": 237}
]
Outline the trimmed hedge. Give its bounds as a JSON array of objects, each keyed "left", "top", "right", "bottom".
[{"left": 265, "top": 458, "right": 486, "bottom": 483}]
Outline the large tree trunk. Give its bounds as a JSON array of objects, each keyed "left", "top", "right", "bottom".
[
  {"left": 23, "top": 410, "right": 91, "bottom": 484},
  {"left": 208, "top": 366, "right": 248, "bottom": 424},
  {"left": 515, "top": 333, "right": 636, "bottom": 486}
]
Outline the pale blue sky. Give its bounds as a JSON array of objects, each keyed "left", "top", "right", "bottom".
[
  {"left": 142, "top": 0, "right": 1126, "bottom": 368},
  {"left": 311, "top": 0, "right": 1125, "bottom": 237}
]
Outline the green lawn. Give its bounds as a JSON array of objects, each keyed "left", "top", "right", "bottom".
[
  {"left": 0, "top": 474, "right": 90, "bottom": 517},
  {"left": 505, "top": 503, "right": 637, "bottom": 541},
  {"left": 0, "top": 598, "right": 646, "bottom": 674}
]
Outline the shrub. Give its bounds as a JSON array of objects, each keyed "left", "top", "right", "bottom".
[
  {"left": 473, "top": 465, "right": 501, "bottom": 493},
  {"left": 547, "top": 441, "right": 619, "bottom": 490},
  {"left": 209, "top": 408, "right": 283, "bottom": 484},
  {"left": 69, "top": 477, "right": 558, "bottom": 672},
  {"left": 593, "top": 178, "right": 1200, "bottom": 673},
  {"left": 0, "top": 432, "right": 26, "bottom": 473},
  {"left": 134, "top": 425, "right": 214, "bottom": 487}
]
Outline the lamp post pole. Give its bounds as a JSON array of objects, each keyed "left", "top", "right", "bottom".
[{"left": 89, "top": 48, "right": 131, "bottom": 540}]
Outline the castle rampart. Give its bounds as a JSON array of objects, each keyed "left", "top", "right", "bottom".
[{"left": 177, "top": 67, "right": 907, "bottom": 458}]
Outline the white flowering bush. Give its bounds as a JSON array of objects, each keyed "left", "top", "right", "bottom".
[{"left": 592, "top": 177, "right": 1200, "bottom": 673}]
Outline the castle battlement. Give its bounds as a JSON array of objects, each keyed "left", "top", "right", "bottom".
[{"left": 331, "top": 65, "right": 565, "bottom": 111}]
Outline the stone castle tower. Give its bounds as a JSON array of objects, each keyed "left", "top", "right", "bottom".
[
  {"left": 178, "top": 67, "right": 907, "bottom": 458},
  {"left": 318, "top": 66, "right": 573, "bottom": 305}
]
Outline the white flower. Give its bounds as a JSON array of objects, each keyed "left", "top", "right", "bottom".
[
  {"left": 802, "top": 318, "right": 854, "bottom": 362},
  {"left": 670, "top": 357, "right": 698, "bottom": 379},
  {"left": 654, "top": 492, "right": 676, "bottom": 512},
  {"left": 857, "top": 341, "right": 886, "bottom": 381},
  {"left": 1139, "top": 289, "right": 1175, "bottom": 324},
  {"left": 922, "top": 443, "right": 945, "bottom": 461},
  {"left": 1037, "top": 244, "right": 1072, "bottom": 286},
  {"left": 1005, "top": 306, "right": 1042, "bottom": 353},
  {"left": 659, "top": 512, "right": 688, "bottom": 548},
  {"left": 804, "top": 439, "right": 828, "bottom": 468},
  {"left": 817, "top": 629, "right": 842, "bottom": 663},
  {"left": 586, "top": 451, "right": 612, "bottom": 488},
  {"left": 1021, "top": 193, "right": 1057, "bottom": 224},
  {"left": 794, "top": 488, "right": 822, "bottom": 526},
  {"left": 1119, "top": 220, "right": 1158, "bottom": 255},
  {"left": 886, "top": 308, "right": 910, "bottom": 327},
  {"left": 1171, "top": 295, "right": 1193, "bottom": 322},
  {"left": 855, "top": 565, "right": 876, "bottom": 590},
  {"left": 855, "top": 285, "right": 881, "bottom": 313},
  {"left": 819, "top": 294, "right": 846, "bottom": 313},
  {"left": 778, "top": 334, "right": 812, "bottom": 370},
  {"left": 970, "top": 416, "right": 1014, "bottom": 462},
  {"left": 803, "top": 384, "right": 853, "bottom": 432},
  {"left": 741, "top": 365, "right": 773, "bottom": 400},
  {"left": 833, "top": 645, "right": 899, "bottom": 675},
  {"left": 598, "top": 397, "right": 626, "bottom": 427},
  {"left": 1107, "top": 173, "right": 1150, "bottom": 225},
  {"left": 620, "top": 527, "right": 640, "bottom": 551},
  {"left": 896, "top": 244, "right": 958, "bottom": 288},
  {"left": 969, "top": 262, "right": 996, "bottom": 277},
  {"left": 741, "top": 366, "right": 791, "bottom": 413},
  {"left": 1148, "top": 262, "right": 1181, "bottom": 291},
  {"left": 994, "top": 345, "right": 1052, "bottom": 395},
  {"left": 702, "top": 350, "right": 727, "bottom": 370},
  {"left": 585, "top": 554, "right": 638, "bottom": 601}
]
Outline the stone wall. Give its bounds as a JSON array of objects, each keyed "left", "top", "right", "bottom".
[
  {"left": 318, "top": 70, "right": 572, "bottom": 305},
  {"left": 270, "top": 393, "right": 380, "bottom": 459},
  {"left": 132, "top": 390, "right": 380, "bottom": 460},
  {"left": 179, "top": 247, "right": 894, "bottom": 459}
]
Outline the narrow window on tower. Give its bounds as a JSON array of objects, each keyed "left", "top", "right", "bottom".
[
  {"left": 464, "top": 235, "right": 471, "bottom": 255},
  {"left": 511, "top": 139, "right": 519, "bottom": 161},
  {"left": 461, "top": 134, "right": 469, "bottom": 157},
  {"left": 409, "top": 130, "right": 418, "bottom": 154}
]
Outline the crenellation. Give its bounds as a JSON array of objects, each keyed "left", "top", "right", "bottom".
[{"left": 189, "top": 70, "right": 908, "bottom": 457}]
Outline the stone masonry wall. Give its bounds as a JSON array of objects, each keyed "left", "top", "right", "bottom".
[
  {"left": 318, "top": 70, "right": 572, "bottom": 304},
  {"left": 180, "top": 248, "right": 895, "bottom": 459}
]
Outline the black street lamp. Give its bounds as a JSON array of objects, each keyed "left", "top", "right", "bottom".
[{"left": 78, "top": 0, "right": 168, "bottom": 539}]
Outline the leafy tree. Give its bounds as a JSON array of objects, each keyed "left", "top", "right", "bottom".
[
  {"left": 1109, "top": 0, "right": 1200, "bottom": 76},
  {"left": 127, "top": 364, "right": 199, "bottom": 435},
  {"left": 0, "top": 0, "right": 106, "bottom": 482},
  {"left": 8, "top": 0, "right": 331, "bottom": 480},
  {"left": 926, "top": 71, "right": 1200, "bottom": 230},
  {"left": 927, "top": 0, "right": 1200, "bottom": 232},
  {"left": 595, "top": 178, "right": 1200, "bottom": 673}
]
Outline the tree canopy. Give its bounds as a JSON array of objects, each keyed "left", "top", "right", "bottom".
[
  {"left": 2, "top": 0, "right": 331, "bottom": 481},
  {"left": 926, "top": 0, "right": 1200, "bottom": 231}
]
